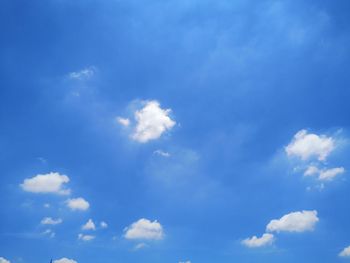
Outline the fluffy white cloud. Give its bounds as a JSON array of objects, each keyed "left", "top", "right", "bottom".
[
  {"left": 0, "top": 257, "right": 10, "bottom": 263},
  {"left": 41, "top": 217, "right": 63, "bottom": 225},
  {"left": 116, "top": 117, "right": 130, "bottom": 127},
  {"left": 339, "top": 246, "right": 350, "bottom": 257},
  {"left": 285, "top": 130, "right": 335, "bottom": 161},
  {"left": 53, "top": 258, "right": 77, "bottom": 263},
  {"left": 179, "top": 261, "right": 191, "bottom": 263},
  {"left": 66, "top": 198, "right": 90, "bottom": 211},
  {"left": 124, "top": 218, "right": 164, "bottom": 240},
  {"left": 20, "top": 172, "right": 70, "bottom": 195},
  {"left": 78, "top": 233, "right": 95, "bottom": 241},
  {"left": 242, "top": 233, "right": 275, "bottom": 248},
  {"left": 82, "top": 219, "right": 96, "bottom": 231},
  {"left": 266, "top": 210, "right": 319, "bottom": 233},
  {"left": 319, "top": 167, "right": 345, "bottom": 181},
  {"left": 100, "top": 221, "right": 108, "bottom": 229},
  {"left": 69, "top": 67, "right": 95, "bottom": 80},
  {"left": 132, "top": 100, "right": 175, "bottom": 143}
]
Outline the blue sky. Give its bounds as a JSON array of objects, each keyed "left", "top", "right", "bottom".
[{"left": 1, "top": 0, "right": 350, "bottom": 262}]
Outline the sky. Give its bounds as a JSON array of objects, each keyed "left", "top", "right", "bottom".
[{"left": 1, "top": 0, "right": 350, "bottom": 262}]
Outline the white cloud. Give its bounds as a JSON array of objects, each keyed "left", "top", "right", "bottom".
[
  {"left": 78, "top": 233, "right": 95, "bottom": 241},
  {"left": 69, "top": 67, "right": 95, "bottom": 80},
  {"left": 242, "top": 233, "right": 275, "bottom": 248},
  {"left": 179, "top": 261, "right": 191, "bottom": 263},
  {"left": 54, "top": 258, "right": 77, "bottom": 263},
  {"left": 100, "top": 221, "right": 108, "bottom": 229},
  {"left": 66, "top": 198, "right": 90, "bottom": 211},
  {"left": 132, "top": 100, "right": 175, "bottom": 143},
  {"left": 285, "top": 130, "right": 335, "bottom": 161},
  {"left": 41, "top": 217, "right": 63, "bottom": 225},
  {"left": 0, "top": 257, "right": 10, "bottom": 263},
  {"left": 124, "top": 218, "right": 164, "bottom": 240},
  {"left": 153, "top": 150, "right": 170, "bottom": 157},
  {"left": 44, "top": 203, "right": 51, "bottom": 208},
  {"left": 82, "top": 219, "right": 96, "bottom": 231},
  {"left": 303, "top": 166, "right": 345, "bottom": 181},
  {"left": 319, "top": 167, "right": 345, "bottom": 181},
  {"left": 116, "top": 117, "right": 130, "bottom": 127},
  {"left": 20, "top": 172, "right": 70, "bottom": 195},
  {"left": 339, "top": 245, "right": 350, "bottom": 257},
  {"left": 266, "top": 210, "right": 319, "bottom": 233},
  {"left": 304, "top": 165, "right": 319, "bottom": 176}
]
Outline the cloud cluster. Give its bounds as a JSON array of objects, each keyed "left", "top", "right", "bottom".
[
  {"left": 117, "top": 100, "right": 176, "bottom": 143},
  {"left": 20, "top": 172, "right": 70, "bottom": 195},
  {"left": 304, "top": 166, "right": 345, "bottom": 181},
  {"left": 285, "top": 129, "right": 346, "bottom": 188},
  {"left": 242, "top": 210, "right": 319, "bottom": 248},
  {"left": 124, "top": 218, "right": 164, "bottom": 240}
]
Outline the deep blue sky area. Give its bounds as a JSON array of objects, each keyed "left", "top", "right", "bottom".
[{"left": 1, "top": 0, "right": 350, "bottom": 263}]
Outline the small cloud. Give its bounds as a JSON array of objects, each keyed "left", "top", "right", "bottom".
[
  {"left": 339, "top": 245, "right": 350, "bottom": 257},
  {"left": 153, "top": 150, "right": 170, "bottom": 157},
  {"left": 41, "top": 217, "right": 63, "bottom": 225},
  {"left": 124, "top": 218, "right": 164, "bottom": 240},
  {"left": 37, "top": 157, "right": 47, "bottom": 164},
  {"left": 285, "top": 130, "right": 335, "bottom": 161},
  {"left": 20, "top": 172, "right": 70, "bottom": 195},
  {"left": 43, "top": 203, "right": 51, "bottom": 208},
  {"left": 82, "top": 219, "right": 96, "bottom": 231},
  {"left": 100, "top": 221, "right": 108, "bottom": 229},
  {"left": 53, "top": 258, "right": 77, "bottom": 263},
  {"left": 133, "top": 243, "right": 148, "bottom": 250},
  {"left": 68, "top": 67, "right": 96, "bottom": 80},
  {"left": 66, "top": 198, "right": 90, "bottom": 211},
  {"left": 242, "top": 233, "right": 275, "bottom": 248},
  {"left": 0, "top": 257, "right": 10, "bottom": 263},
  {"left": 179, "top": 261, "right": 191, "bottom": 263},
  {"left": 116, "top": 117, "right": 130, "bottom": 127},
  {"left": 266, "top": 210, "right": 319, "bottom": 233},
  {"left": 318, "top": 167, "right": 345, "bottom": 181},
  {"left": 304, "top": 165, "right": 319, "bottom": 176},
  {"left": 78, "top": 233, "right": 95, "bottom": 241},
  {"left": 303, "top": 166, "right": 345, "bottom": 181},
  {"left": 131, "top": 100, "right": 175, "bottom": 143}
]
